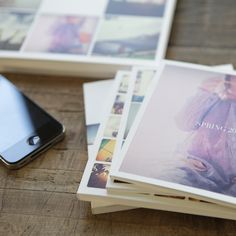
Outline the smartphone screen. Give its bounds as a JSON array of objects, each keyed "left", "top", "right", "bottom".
[{"left": 0, "top": 75, "right": 64, "bottom": 166}]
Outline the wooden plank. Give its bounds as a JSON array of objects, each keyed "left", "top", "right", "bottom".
[
  {"left": 167, "top": 46, "right": 236, "bottom": 66},
  {"left": 0, "top": 210, "right": 233, "bottom": 236},
  {"left": 170, "top": 0, "right": 236, "bottom": 49},
  {"left": 28, "top": 149, "right": 87, "bottom": 171},
  {"left": 4, "top": 169, "right": 81, "bottom": 193},
  {"left": 173, "top": 0, "right": 236, "bottom": 26},
  {"left": 0, "top": 213, "right": 101, "bottom": 236},
  {"left": 0, "top": 189, "right": 90, "bottom": 219},
  {"left": 169, "top": 24, "right": 236, "bottom": 48}
]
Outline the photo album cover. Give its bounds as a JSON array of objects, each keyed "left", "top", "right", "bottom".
[
  {"left": 111, "top": 61, "right": 236, "bottom": 210},
  {"left": 0, "top": 0, "right": 176, "bottom": 77}
]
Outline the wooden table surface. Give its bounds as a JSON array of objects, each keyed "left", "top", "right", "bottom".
[{"left": 1, "top": 1, "right": 236, "bottom": 235}]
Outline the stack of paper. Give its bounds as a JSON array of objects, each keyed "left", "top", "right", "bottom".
[{"left": 78, "top": 60, "right": 236, "bottom": 220}]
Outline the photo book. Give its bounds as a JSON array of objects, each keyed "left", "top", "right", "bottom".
[
  {"left": 110, "top": 61, "right": 236, "bottom": 214},
  {"left": 0, "top": 0, "right": 176, "bottom": 77},
  {"left": 78, "top": 61, "right": 236, "bottom": 220},
  {"left": 83, "top": 77, "right": 135, "bottom": 213}
]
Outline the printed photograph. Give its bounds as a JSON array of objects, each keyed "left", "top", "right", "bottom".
[
  {"left": 96, "top": 139, "right": 116, "bottom": 162},
  {"left": 104, "top": 115, "right": 121, "bottom": 138},
  {"left": 0, "top": 0, "right": 41, "bottom": 9},
  {"left": 111, "top": 94, "right": 126, "bottom": 114},
  {"left": 106, "top": 0, "right": 166, "bottom": 17},
  {"left": 92, "top": 15, "right": 162, "bottom": 60},
  {"left": 171, "top": 73, "right": 236, "bottom": 198},
  {"left": 86, "top": 123, "right": 99, "bottom": 145},
  {"left": 87, "top": 163, "right": 110, "bottom": 189},
  {"left": 118, "top": 74, "right": 129, "bottom": 93},
  {"left": 0, "top": 10, "right": 34, "bottom": 50},
  {"left": 120, "top": 64, "right": 236, "bottom": 198},
  {"left": 132, "top": 69, "right": 155, "bottom": 102},
  {"left": 24, "top": 14, "right": 98, "bottom": 55}
]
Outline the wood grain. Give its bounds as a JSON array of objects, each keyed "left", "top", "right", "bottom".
[{"left": 1, "top": 0, "right": 236, "bottom": 235}]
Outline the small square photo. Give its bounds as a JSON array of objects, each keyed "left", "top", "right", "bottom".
[
  {"left": 24, "top": 14, "right": 98, "bottom": 55},
  {"left": 86, "top": 123, "right": 99, "bottom": 145},
  {"left": 96, "top": 139, "right": 116, "bottom": 162},
  {"left": 0, "top": 10, "right": 34, "bottom": 51},
  {"left": 87, "top": 163, "right": 110, "bottom": 189},
  {"left": 104, "top": 115, "right": 121, "bottom": 138},
  {"left": 111, "top": 94, "right": 126, "bottom": 114},
  {"left": 118, "top": 74, "right": 129, "bottom": 93},
  {"left": 92, "top": 15, "right": 162, "bottom": 60},
  {"left": 132, "top": 70, "right": 155, "bottom": 102}
]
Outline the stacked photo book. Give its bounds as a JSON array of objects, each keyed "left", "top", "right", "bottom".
[{"left": 78, "top": 60, "right": 236, "bottom": 220}]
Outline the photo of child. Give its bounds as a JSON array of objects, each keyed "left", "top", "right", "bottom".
[
  {"left": 173, "top": 74, "right": 236, "bottom": 196},
  {"left": 24, "top": 14, "right": 98, "bottom": 55},
  {"left": 119, "top": 65, "right": 236, "bottom": 198},
  {"left": 111, "top": 94, "right": 126, "bottom": 114}
]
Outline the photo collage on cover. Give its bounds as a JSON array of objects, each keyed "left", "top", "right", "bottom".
[
  {"left": 87, "top": 73, "right": 131, "bottom": 189},
  {"left": 0, "top": 0, "right": 167, "bottom": 60}
]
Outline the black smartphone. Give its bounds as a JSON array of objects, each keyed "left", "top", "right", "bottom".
[{"left": 0, "top": 75, "right": 65, "bottom": 169}]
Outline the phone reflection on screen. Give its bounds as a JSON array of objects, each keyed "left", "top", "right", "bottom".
[{"left": 0, "top": 76, "right": 49, "bottom": 154}]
